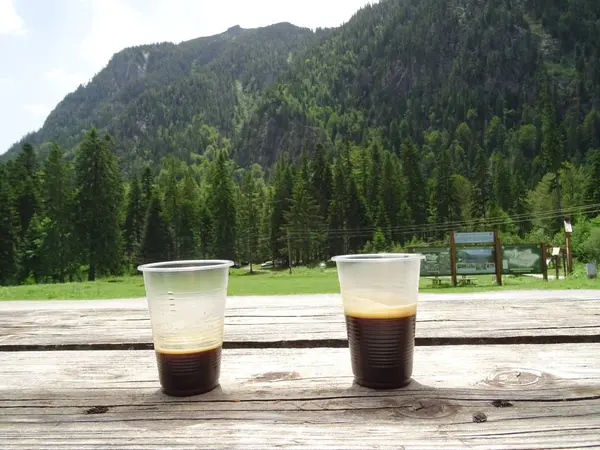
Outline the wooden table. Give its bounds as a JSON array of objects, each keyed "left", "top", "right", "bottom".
[{"left": 1, "top": 291, "right": 600, "bottom": 449}]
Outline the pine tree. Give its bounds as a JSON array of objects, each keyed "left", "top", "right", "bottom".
[
  {"left": 539, "top": 77, "right": 564, "bottom": 231},
  {"left": 310, "top": 143, "right": 332, "bottom": 258},
  {"left": 258, "top": 186, "right": 273, "bottom": 263},
  {"left": 284, "top": 165, "right": 322, "bottom": 265},
  {"left": 400, "top": 139, "right": 427, "bottom": 225},
  {"left": 389, "top": 119, "right": 402, "bottom": 154},
  {"left": 208, "top": 150, "right": 237, "bottom": 261},
  {"left": 362, "top": 229, "right": 389, "bottom": 253},
  {"left": 269, "top": 155, "right": 294, "bottom": 262},
  {"left": 582, "top": 110, "right": 600, "bottom": 152},
  {"left": 238, "top": 170, "right": 260, "bottom": 272},
  {"left": 586, "top": 149, "right": 600, "bottom": 206},
  {"left": 347, "top": 173, "right": 369, "bottom": 252},
  {"left": 140, "top": 193, "right": 173, "bottom": 264},
  {"left": 0, "top": 163, "right": 17, "bottom": 285},
  {"left": 13, "top": 142, "right": 40, "bottom": 238},
  {"left": 450, "top": 174, "right": 472, "bottom": 224},
  {"left": 490, "top": 152, "right": 513, "bottom": 213},
  {"left": 378, "top": 152, "right": 402, "bottom": 240},
  {"left": 198, "top": 200, "right": 213, "bottom": 258},
  {"left": 74, "top": 128, "right": 124, "bottom": 281},
  {"left": 311, "top": 143, "right": 332, "bottom": 217},
  {"left": 17, "top": 214, "right": 46, "bottom": 283},
  {"left": 366, "top": 142, "right": 383, "bottom": 223},
  {"left": 540, "top": 79, "right": 563, "bottom": 174},
  {"left": 528, "top": 172, "right": 560, "bottom": 231},
  {"left": 123, "top": 175, "right": 145, "bottom": 265},
  {"left": 41, "top": 143, "right": 73, "bottom": 282},
  {"left": 484, "top": 116, "right": 506, "bottom": 153},
  {"left": 329, "top": 151, "right": 349, "bottom": 256},
  {"left": 160, "top": 156, "right": 181, "bottom": 257},
  {"left": 429, "top": 146, "right": 453, "bottom": 226},
  {"left": 471, "top": 148, "right": 490, "bottom": 224},
  {"left": 177, "top": 171, "right": 200, "bottom": 259},
  {"left": 141, "top": 166, "right": 154, "bottom": 213}
]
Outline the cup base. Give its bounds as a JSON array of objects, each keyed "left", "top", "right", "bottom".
[
  {"left": 354, "top": 377, "right": 412, "bottom": 390},
  {"left": 161, "top": 382, "right": 220, "bottom": 397}
]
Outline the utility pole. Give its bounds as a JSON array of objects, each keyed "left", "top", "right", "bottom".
[
  {"left": 247, "top": 231, "right": 252, "bottom": 274},
  {"left": 287, "top": 229, "right": 293, "bottom": 275},
  {"left": 449, "top": 231, "right": 457, "bottom": 287}
]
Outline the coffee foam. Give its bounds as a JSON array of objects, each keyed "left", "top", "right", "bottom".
[
  {"left": 342, "top": 292, "right": 417, "bottom": 319},
  {"left": 154, "top": 342, "right": 222, "bottom": 354},
  {"left": 344, "top": 303, "right": 417, "bottom": 319}
]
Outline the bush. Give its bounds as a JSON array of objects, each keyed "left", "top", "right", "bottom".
[
  {"left": 580, "top": 228, "right": 600, "bottom": 263},
  {"left": 362, "top": 229, "right": 388, "bottom": 253}
]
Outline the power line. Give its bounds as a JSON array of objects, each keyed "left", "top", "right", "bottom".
[{"left": 277, "top": 203, "right": 600, "bottom": 239}]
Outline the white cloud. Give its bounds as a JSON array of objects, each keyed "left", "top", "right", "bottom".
[
  {"left": 23, "top": 104, "right": 51, "bottom": 118},
  {"left": 0, "top": 0, "right": 27, "bottom": 36},
  {"left": 78, "top": 0, "right": 151, "bottom": 67},
  {"left": 44, "top": 68, "right": 86, "bottom": 87},
  {"left": 77, "top": 0, "right": 375, "bottom": 74},
  {"left": 0, "top": 76, "right": 13, "bottom": 88}
]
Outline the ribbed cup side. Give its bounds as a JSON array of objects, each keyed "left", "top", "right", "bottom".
[
  {"left": 155, "top": 346, "right": 221, "bottom": 396},
  {"left": 345, "top": 314, "right": 416, "bottom": 389}
]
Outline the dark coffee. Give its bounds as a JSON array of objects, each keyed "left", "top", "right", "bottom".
[
  {"left": 345, "top": 306, "right": 417, "bottom": 389},
  {"left": 155, "top": 345, "right": 222, "bottom": 397}
]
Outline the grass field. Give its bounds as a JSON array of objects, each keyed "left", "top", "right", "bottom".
[{"left": 0, "top": 264, "right": 598, "bottom": 300}]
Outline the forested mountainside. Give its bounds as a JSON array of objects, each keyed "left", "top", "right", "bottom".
[
  {"left": 2, "top": 0, "right": 600, "bottom": 285},
  {"left": 5, "top": 0, "right": 600, "bottom": 172},
  {"left": 3, "top": 22, "right": 322, "bottom": 170},
  {"left": 239, "top": 0, "right": 600, "bottom": 168}
]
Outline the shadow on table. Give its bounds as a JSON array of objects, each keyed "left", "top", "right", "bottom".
[{"left": 132, "top": 379, "right": 461, "bottom": 424}]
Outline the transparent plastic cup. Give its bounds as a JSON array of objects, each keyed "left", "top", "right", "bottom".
[
  {"left": 331, "top": 253, "right": 424, "bottom": 389},
  {"left": 138, "top": 260, "right": 234, "bottom": 397}
]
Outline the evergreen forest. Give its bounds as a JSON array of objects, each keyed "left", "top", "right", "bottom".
[{"left": 2, "top": 0, "right": 600, "bottom": 285}]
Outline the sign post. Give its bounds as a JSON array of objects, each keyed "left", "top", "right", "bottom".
[
  {"left": 564, "top": 218, "right": 573, "bottom": 274},
  {"left": 541, "top": 244, "right": 549, "bottom": 281},
  {"left": 493, "top": 231, "right": 502, "bottom": 286},
  {"left": 552, "top": 247, "right": 561, "bottom": 280}
]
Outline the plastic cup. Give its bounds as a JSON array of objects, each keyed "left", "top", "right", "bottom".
[
  {"left": 138, "top": 260, "right": 234, "bottom": 397},
  {"left": 331, "top": 253, "right": 424, "bottom": 389}
]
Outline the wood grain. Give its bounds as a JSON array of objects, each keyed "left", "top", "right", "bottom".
[
  {"left": 1, "top": 293, "right": 600, "bottom": 348},
  {"left": 1, "top": 344, "right": 599, "bottom": 449}
]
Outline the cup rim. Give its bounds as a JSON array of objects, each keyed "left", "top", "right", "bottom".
[
  {"left": 137, "top": 260, "right": 235, "bottom": 273},
  {"left": 331, "top": 253, "right": 425, "bottom": 263}
]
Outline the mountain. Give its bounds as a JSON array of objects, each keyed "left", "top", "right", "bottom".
[
  {"left": 5, "top": 0, "right": 600, "bottom": 174},
  {"left": 4, "top": 0, "right": 600, "bottom": 285},
  {"left": 237, "top": 0, "right": 600, "bottom": 167},
  {"left": 3, "top": 22, "right": 322, "bottom": 172}
]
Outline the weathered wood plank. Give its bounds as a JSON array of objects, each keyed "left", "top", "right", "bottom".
[
  {"left": 1, "top": 293, "right": 600, "bottom": 348},
  {"left": 1, "top": 344, "right": 599, "bottom": 448}
]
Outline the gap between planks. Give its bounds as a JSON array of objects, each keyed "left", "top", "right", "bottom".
[{"left": 3, "top": 333, "right": 600, "bottom": 352}]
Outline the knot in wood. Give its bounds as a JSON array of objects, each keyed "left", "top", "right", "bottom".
[
  {"left": 472, "top": 411, "right": 487, "bottom": 423},
  {"left": 485, "top": 368, "right": 549, "bottom": 389},
  {"left": 250, "top": 371, "right": 300, "bottom": 382},
  {"left": 394, "top": 399, "right": 457, "bottom": 419}
]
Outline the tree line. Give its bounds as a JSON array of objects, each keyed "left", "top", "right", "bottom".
[{"left": 2, "top": 114, "right": 600, "bottom": 286}]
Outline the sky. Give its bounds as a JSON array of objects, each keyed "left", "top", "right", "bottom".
[{"left": 0, "top": 0, "right": 375, "bottom": 154}]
